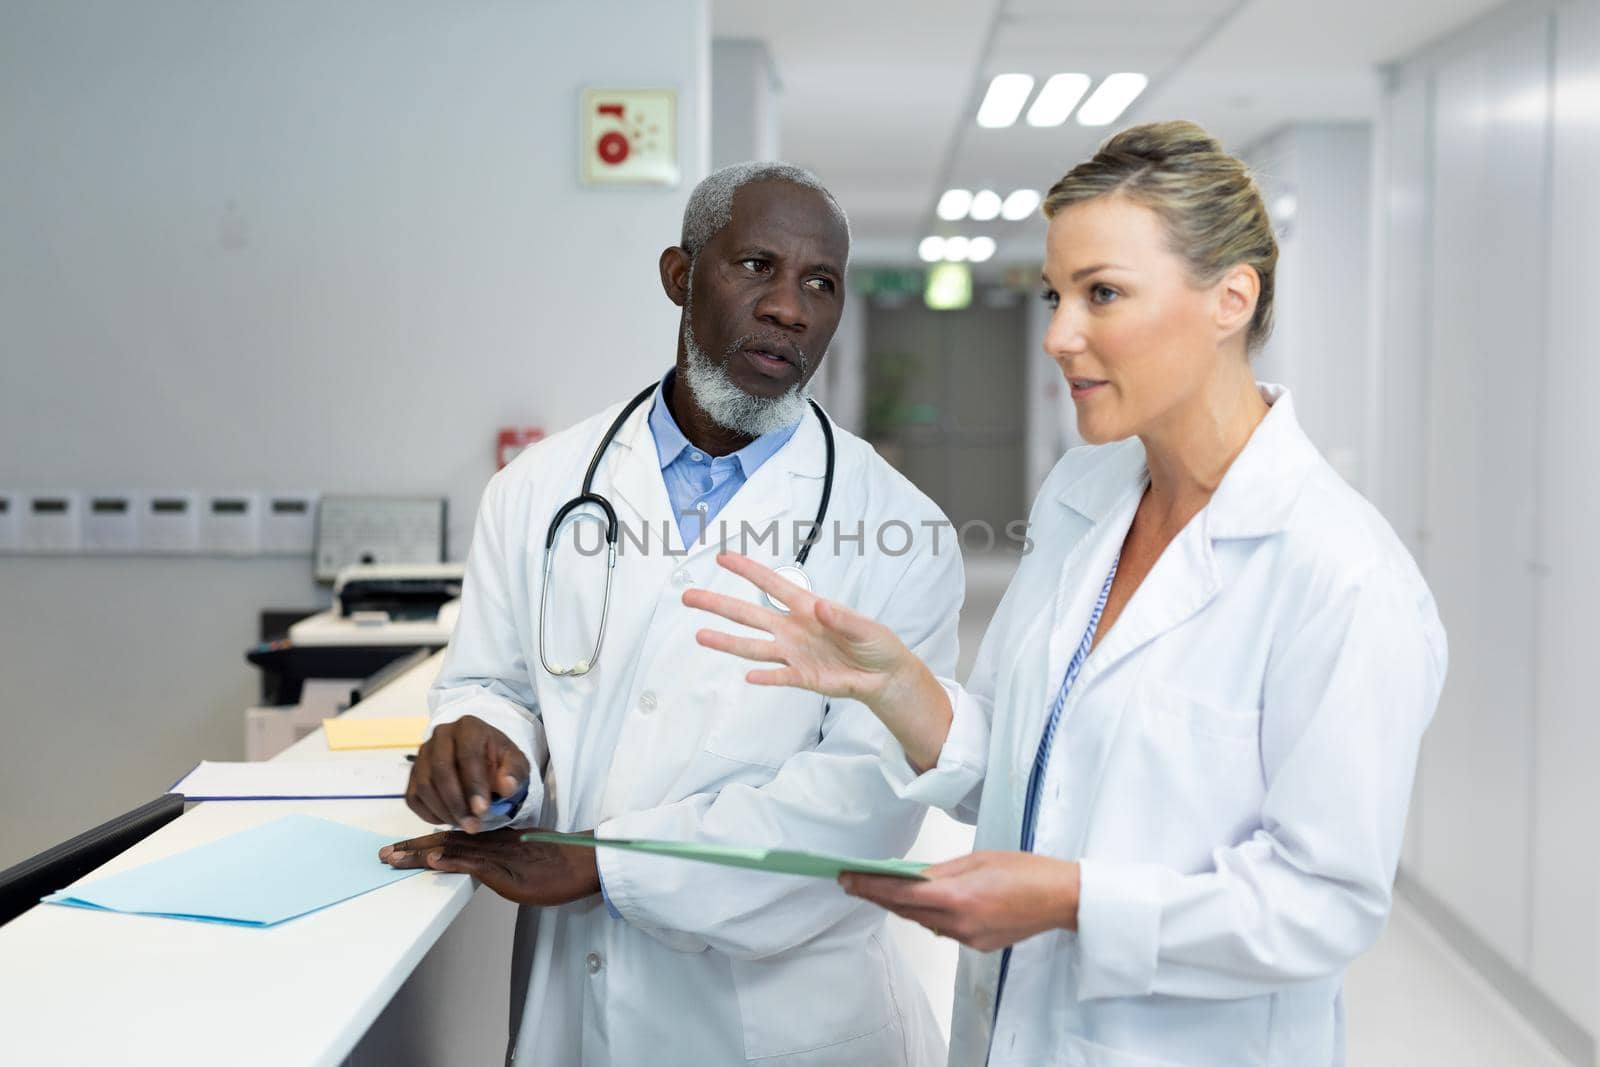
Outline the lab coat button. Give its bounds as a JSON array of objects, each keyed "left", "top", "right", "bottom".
[
  {"left": 639, "top": 690, "right": 657, "bottom": 714},
  {"left": 673, "top": 568, "right": 693, "bottom": 587},
  {"left": 586, "top": 952, "right": 603, "bottom": 974}
]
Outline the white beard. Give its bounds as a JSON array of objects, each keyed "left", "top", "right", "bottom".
[{"left": 681, "top": 293, "right": 811, "bottom": 439}]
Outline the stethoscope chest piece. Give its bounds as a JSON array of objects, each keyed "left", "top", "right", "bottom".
[{"left": 764, "top": 564, "right": 811, "bottom": 614}]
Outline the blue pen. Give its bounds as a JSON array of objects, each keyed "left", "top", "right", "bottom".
[
  {"left": 404, "top": 754, "right": 527, "bottom": 826},
  {"left": 485, "top": 782, "right": 530, "bottom": 820}
]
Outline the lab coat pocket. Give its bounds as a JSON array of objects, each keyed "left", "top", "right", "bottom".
[
  {"left": 728, "top": 935, "right": 900, "bottom": 1062},
  {"left": 1122, "top": 680, "right": 1264, "bottom": 866},
  {"left": 1140, "top": 680, "right": 1260, "bottom": 741}
]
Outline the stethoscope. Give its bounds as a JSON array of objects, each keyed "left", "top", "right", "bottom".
[{"left": 538, "top": 381, "right": 836, "bottom": 677}]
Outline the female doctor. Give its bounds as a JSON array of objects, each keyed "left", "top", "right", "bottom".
[{"left": 686, "top": 120, "right": 1447, "bottom": 1067}]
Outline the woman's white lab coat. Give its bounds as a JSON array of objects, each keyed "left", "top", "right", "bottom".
[
  {"left": 885, "top": 385, "right": 1447, "bottom": 1066},
  {"left": 429, "top": 395, "right": 963, "bottom": 1067}
]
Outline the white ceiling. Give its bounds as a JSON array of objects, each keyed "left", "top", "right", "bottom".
[{"left": 711, "top": 0, "right": 1506, "bottom": 265}]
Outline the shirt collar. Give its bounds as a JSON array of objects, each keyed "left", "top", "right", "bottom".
[
  {"left": 1057, "top": 382, "right": 1320, "bottom": 539},
  {"left": 648, "top": 368, "right": 804, "bottom": 478},
  {"left": 647, "top": 370, "right": 695, "bottom": 469}
]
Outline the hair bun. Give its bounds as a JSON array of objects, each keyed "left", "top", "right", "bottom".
[{"left": 1100, "top": 120, "right": 1223, "bottom": 166}]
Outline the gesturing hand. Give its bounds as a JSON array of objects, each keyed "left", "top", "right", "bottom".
[
  {"left": 683, "top": 552, "right": 911, "bottom": 701},
  {"left": 839, "top": 851, "right": 1081, "bottom": 953},
  {"left": 683, "top": 553, "right": 953, "bottom": 769},
  {"left": 406, "top": 715, "right": 530, "bottom": 833},
  {"left": 379, "top": 828, "right": 600, "bottom": 907}
]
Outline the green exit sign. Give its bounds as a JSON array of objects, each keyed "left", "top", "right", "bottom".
[{"left": 856, "top": 269, "right": 924, "bottom": 297}]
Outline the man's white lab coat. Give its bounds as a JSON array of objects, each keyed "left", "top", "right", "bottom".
[{"left": 432, "top": 393, "right": 964, "bottom": 1066}]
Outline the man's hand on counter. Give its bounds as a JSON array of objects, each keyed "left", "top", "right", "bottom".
[
  {"left": 405, "top": 715, "right": 530, "bottom": 833},
  {"left": 379, "top": 829, "right": 601, "bottom": 906}
]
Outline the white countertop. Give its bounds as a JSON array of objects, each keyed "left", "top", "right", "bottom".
[{"left": 0, "top": 651, "right": 470, "bottom": 1067}]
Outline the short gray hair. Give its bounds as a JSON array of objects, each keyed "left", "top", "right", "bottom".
[{"left": 679, "top": 161, "right": 851, "bottom": 260}]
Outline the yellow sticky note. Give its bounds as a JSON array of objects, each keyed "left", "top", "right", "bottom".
[{"left": 323, "top": 716, "right": 429, "bottom": 751}]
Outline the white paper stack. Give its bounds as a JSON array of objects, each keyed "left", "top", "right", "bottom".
[{"left": 170, "top": 759, "right": 411, "bottom": 800}]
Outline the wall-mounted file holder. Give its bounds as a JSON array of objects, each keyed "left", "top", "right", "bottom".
[
  {"left": 20, "top": 492, "right": 83, "bottom": 553},
  {"left": 263, "top": 492, "right": 318, "bottom": 555},
  {"left": 0, "top": 492, "right": 17, "bottom": 551},
  {"left": 201, "top": 493, "right": 261, "bottom": 555},
  {"left": 141, "top": 492, "right": 200, "bottom": 554}
]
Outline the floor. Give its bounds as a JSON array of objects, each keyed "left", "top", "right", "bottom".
[
  {"left": 1346, "top": 899, "right": 1570, "bottom": 1066},
  {"left": 881, "top": 554, "right": 1576, "bottom": 1065}
]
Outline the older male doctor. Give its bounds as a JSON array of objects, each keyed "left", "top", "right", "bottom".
[{"left": 380, "top": 163, "right": 961, "bottom": 1066}]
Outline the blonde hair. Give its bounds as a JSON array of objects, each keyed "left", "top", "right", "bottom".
[{"left": 1042, "top": 120, "right": 1278, "bottom": 352}]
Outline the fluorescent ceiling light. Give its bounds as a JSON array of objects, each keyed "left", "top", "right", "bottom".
[
  {"left": 937, "top": 189, "right": 973, "bottom": 221},
  {"left": 1026, "top": 73, "right": 1091, "bottom": 127},
  {"left": 976, "top": 73, "right": 1035, "bottom": 128},
  {"left": 943, "top": 236, "right": 971, "bottom": 261},
  {"left": 967, "top": 236, "right": 997, "bottom": 263},
  {"left": 969, "top": 190, "right": 1002, "bottom": 222},
  {"left": 1001, "top": 189, "right": 1041, "bottom": 221},
  {"left": 917, "top": 236, "right": 946, "bottom": 263},
  {"left": 1076, "top": 73, "right": 1148, "bottom": 127}
]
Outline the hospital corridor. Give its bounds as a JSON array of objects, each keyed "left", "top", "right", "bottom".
[{"left": 1, "top": 1, "right": 1596, "bottom": 1065}]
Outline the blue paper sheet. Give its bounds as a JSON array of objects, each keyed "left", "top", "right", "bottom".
[{"left": 42, "top": 814, "right": 423, "bottom": 927}]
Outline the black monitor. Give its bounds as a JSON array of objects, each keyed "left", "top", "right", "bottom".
[{"left": 0, "top": 794, "right": 186, "bottom": 926}]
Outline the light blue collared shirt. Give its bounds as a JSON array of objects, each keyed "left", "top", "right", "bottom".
[{"left": 648, "top": 370, "right": 802, "bottom": 549}]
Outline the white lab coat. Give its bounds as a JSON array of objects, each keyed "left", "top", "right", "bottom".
[
  {"left": 429, "top": 391, "right": 963, "bottom": 1067},
  {"left": 885, "top": 385, "right": 1447, "bottom": 1067}
]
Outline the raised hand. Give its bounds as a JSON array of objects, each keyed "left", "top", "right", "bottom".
[
  {"left": 683, "top": 552, "right": 954, "bottom": 771},
  {"left": 683, "top": 552, "right": 911, "bottom": 700}
]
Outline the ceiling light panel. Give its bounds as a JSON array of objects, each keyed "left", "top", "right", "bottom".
[
  {"left": 1026, "top": 73, "right": 1091, "bottom": 127},
  {"left": 967, "top": 236, "right": 997, "bottom": 263},
  {"left": 943, "top": 236, "right": 971, "bottom": 261},
  {"left": 918, "top": 236, "right": 946, "bottom": 263},
  {"left": 976, "top": 73, "right": 1035, "bottom": 128},
  {"left": 1076, "top": 73, "right": 1149, "bottom": 126},
  {"left": 968, "top": 190, "right": 1002, "bottom": 221},
  {"left": 1001, "top": 189, "right": 1041, "bottom": 221},
  {"left": 937, "top": 189, "right": 973, "bottom": 221}
]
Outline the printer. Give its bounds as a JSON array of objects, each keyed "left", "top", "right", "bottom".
[
  {"left": 247, "top": 563, "right": 464, "bottom": 708},
  {"left": 289, "top": 562, "right": 464, "bottom": 647}
]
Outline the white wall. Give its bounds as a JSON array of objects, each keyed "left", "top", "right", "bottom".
[
  {"left": 1244, "top": 122, "right": 1375, "bottom": 488},
  {"left": 0, "top": 0, "right": 709, "bottom": 867},
  {"left": 1375, "top": 0, "right": 1598, "bottom": 1052},
  {"left": 1375, "top": 59, "right": 1435, "bottom": 885},
  {"left": 711, "top": 38, "right": 780, "bottom": 169},
  {"left": 1420, "top": 5, "right": 1548, "bottom": 975},
  {"left": 1533, "top": 0, "right": 1600, "bottom": 1040}
]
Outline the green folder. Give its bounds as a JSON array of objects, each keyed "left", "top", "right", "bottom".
[{"left": 520, "top": 831, "right": 931, "bottom": 881}]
